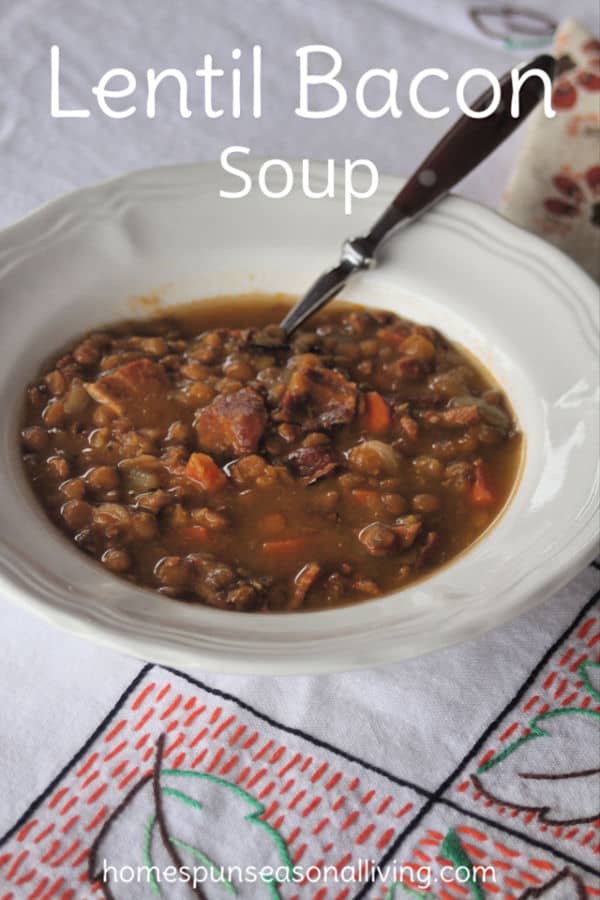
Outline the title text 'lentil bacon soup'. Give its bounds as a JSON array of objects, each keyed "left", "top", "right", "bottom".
[{"left": 20, "top": 296, "right": 522, "bottom": 612}]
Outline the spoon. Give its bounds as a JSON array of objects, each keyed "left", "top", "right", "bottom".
[{"left": 280, "top": 53, "right": 555, "bottom": 337}]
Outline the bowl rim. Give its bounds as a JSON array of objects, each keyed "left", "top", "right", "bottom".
[{"left": 0, "top": 159, "right": 598, "bottom": 673}]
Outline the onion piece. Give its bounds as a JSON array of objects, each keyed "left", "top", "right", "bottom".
[{"left": 348, "top": 440, "right": 399, "bottom": 476}]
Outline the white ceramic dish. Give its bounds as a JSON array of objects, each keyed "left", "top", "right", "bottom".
[{"left": 0, "top": 161, "right": 598, "bottom": 673}]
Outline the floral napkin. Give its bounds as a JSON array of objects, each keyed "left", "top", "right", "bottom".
[{"left": 500, "top": 18, "right": 600, "bottom": 281}]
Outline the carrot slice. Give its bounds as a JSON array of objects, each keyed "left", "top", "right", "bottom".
[
  {"left": 261, "top": 537, "right": 308, "bottom": 557},
  {"left": 361, "top": 391, "right": 392, "bottom": 434},
  {"left": 376, "top": 328, "right": 407, "bottom": 347},
  {"left": 185, "top": 452, "right": 227, "bottom": 492},
  {"left": 471, "top": 460, "right": 495, "bottom": 506}
]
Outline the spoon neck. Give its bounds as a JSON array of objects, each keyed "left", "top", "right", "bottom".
[
  {"left": 341, "top": 237, "right": 376, "bottom": 273},
  {"left": 365, "top": 204, "right": 407, "bottom": 253}
]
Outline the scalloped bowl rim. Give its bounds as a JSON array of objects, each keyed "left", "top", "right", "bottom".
[{"left": 0, "top": 160, "right": 597, "bottom": 673}]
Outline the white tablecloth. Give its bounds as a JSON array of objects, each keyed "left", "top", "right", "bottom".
[{"left": 1, "top": 2, "right": 598, "bottom": 898}]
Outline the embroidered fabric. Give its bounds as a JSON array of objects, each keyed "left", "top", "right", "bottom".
[{"left": 0, "top": 2, "right": 598, "bottom": 896}]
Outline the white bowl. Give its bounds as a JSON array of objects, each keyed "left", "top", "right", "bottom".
[{"left": 0, "top": 161, "right": 597, "bottom": 673}]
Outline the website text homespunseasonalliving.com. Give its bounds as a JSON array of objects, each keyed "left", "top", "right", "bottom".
[{"left": 102, "top": 858, "right": 497, "bottom": 891}]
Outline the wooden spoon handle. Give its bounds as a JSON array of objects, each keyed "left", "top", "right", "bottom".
[{"left": 367, "top": 54, "right": 556, "bottom": 247}]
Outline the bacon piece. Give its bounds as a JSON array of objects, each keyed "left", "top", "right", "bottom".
[
  {"left": 393, "top": 516, "right": 423, "bottom": 549},
  {"left": 280, "top": 363, "right": 357, "bottom": 429},
  {"left": 421, "top": 406, "right": 481, "bottom": 428},
  {"left": 288, "top": 562, "right": 321, "bottom": 610},
  {"left": 195, "top": 387, "right": 267, "bottom": 458},
  {"left": 287, "top": 443, "right": 342, "bottom": 484},
  {"left": 84, "top": 358, "right": 168, "bottom": 416},
  {"left": 393, "top": 413, "right": 419, "bottom": 456}
]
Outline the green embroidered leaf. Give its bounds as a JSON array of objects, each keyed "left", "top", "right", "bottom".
[
  {"left": 440, "top": 830, "right": 484, "bottom": 900},
  {"left": 579, "top": 660, "right": 600, "bottom": 702},
  {"left": 144, "top": 814, "right": 237, "bottom": 897},
  {"left": 89, "top": 735, "right": 293, "bottom": 899},
  {"left": 156, "top": 769, "right": 292, "bottom": 899},
  {"left": 385, "top": 828, "right": 484, "bottom": 900},
  {"left": 474, "top": 708, "right": 600, "bottom": 824}
]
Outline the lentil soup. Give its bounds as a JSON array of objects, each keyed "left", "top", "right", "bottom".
[{"left": 21, "top": 296, "right": 522, "bottom": 611}]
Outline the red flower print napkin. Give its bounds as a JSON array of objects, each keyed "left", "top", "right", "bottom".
[{"left": 500, "top": 18, "right": 600, "bottom": 281}]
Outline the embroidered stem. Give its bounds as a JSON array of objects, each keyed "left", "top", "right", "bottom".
[
  {"left": 88, "top": 771, "right": 153, "bottom": 897},
  {"left": 152, "top": 733, "right": 208, "bottom": 900}
]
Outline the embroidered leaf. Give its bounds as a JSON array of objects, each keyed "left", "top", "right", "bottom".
[
  {"left": 144, "top": 813, "right": 236, "bottom": 897},
  {"left": 473, "top": 708, "right": 600, "bottom": 824},
  {"left": 440, "top": 829, "right": 484, "bottom": 900},
  {"left": 89, "top": 735, "right": 292, "bottom": 899},
  {"left": 579, "top": 660, "right": 600, "bottom": 702},
  {"left": 517, "top": 866, "right": 587, "bottom": 899},
  {"left": 385, "top": 828, "right": 483, "bottom": 900}
]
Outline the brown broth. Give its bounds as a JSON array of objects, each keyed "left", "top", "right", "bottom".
[{"left": 20, "top": 295, "right": 522, "bottom": 612}]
